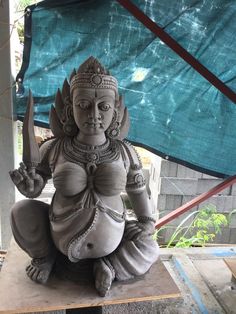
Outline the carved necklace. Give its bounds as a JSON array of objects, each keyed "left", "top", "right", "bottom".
[{"left": 62, "top": 137, "right": 120, "bottom": 165}]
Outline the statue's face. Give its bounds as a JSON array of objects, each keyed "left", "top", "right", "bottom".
[{"left": 72, "top": 88, "right": 116, "bottom": 136}]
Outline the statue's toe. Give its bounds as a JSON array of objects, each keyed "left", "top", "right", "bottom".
[
  {"left": 25, "top": 252, "right": 56, "bottom": 284},
  {"left": 94, "top": 259, "right": 114, "bottom": 297},
  {"left": 36, "top": 269, "right": 50, "bottom": 284}
]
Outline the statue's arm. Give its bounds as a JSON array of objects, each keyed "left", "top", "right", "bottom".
[
  {"left": 9, "top": 139, "right": 55, "bottom": 198},
  {"left": 123, "top": 142, "right": 156, "bottom": 240},
  {"left": 125, "top": 190, "right": 156, "bottom": 240}
]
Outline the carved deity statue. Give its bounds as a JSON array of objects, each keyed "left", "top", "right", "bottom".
[{"left": 10, "top": 57, "right": 159, "bottom": 296}]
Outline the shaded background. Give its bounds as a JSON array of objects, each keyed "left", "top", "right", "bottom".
[{"left": 16, "top": 0, "right": 236, "bottom": 177}]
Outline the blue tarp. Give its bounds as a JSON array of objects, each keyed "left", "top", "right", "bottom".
[{"left": 16, "top": 0, "right": 236, "bottom": 177}]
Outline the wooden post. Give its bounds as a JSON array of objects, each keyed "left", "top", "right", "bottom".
[{"left": 0, "top": 0, "right": 17, "bottom": 248}]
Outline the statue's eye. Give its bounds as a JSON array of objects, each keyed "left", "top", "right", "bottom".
[
  {"left": 99, "top": 102, "right": 111, "bottom": 111},
  {"left": 78, "top": 100, "right": 90, "bottom": 110}
]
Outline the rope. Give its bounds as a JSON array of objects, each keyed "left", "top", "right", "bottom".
[{"left": 117, "top": 0, "right": 236, "bottom": 104}]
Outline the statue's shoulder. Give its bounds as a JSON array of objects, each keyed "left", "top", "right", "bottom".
[
  {"left": 39, "top": 137, "right": 64, "bottom": 166},
  {"left": 37, "top": 137, "right": 63, "bottom": 176},
  {"left": 118, "top": 140, "right": 142, "bottom": 171},
  {"left": 39, "top": 137, "right": 58, "bottom": 159}
]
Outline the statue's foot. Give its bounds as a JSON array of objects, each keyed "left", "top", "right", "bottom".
[
  {"left": 93, "top": 259, "right": 115, "bottom": 297},
  {"left": 26, "top": 251, "right": 56, "bottom": 284}
]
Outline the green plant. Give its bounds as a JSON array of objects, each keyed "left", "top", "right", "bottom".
[
  {"left": 154, "top": 204, "right": 229, "bottom": 248},
  {"left": 15, "top": 0, "right": 38, "bottom": 12}
]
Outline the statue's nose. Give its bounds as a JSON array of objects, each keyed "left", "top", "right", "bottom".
[{"left": 89, "top": 103, "right": 101, "bottom": 121}]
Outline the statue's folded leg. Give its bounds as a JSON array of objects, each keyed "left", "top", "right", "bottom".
[
  {"left": 105, "top": 235, "right": 159, "bottom": 281},
  {"left": 10, "top": 199, "right": 56, "bottom": 283},
  {"left": 94, "top": 234, "right": 159, "bottom": 296}
]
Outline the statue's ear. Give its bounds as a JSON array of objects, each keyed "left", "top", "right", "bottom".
[
  {"left": 106, "top": 94, "right": 130, "bottom": 140},
  {"left": 115, "top": 97, "right": 120, "bottom": 108},
  {"left": 118, "top": 108, "right": 130, "bottom": 140},
  {"left": 50, "top": 83, "right": 78, "bottom": 138},
  {"left": 50, "top": 105, "right": 64, "bottom": 138},
  {"left": 117, "top": 95, "right": 130, "bottom": 140}
]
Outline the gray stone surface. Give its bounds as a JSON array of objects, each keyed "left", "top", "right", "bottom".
[
  {"left": 149, "top": 156, "right": 162, "bottom": 182},
  {"left": 164, "top": 195, "right": 183, "bottom": 210},
  {"left": 202, "top": 173, "right": 217, "bottom": 179},
  {"left": 198, "top": 195, "right": 236, "bottom": 212},
  {"left": 181, "top": 195, "right": 196, "bottom": 205},
  {"left": 176, "top": 164, "right": 202, "bottom": 179},
  {"left": 160, "top": 160, "right": 178, "bottom": 177},
  {"left": 229, "top": 228, "right": 236, "bottom": 243},
  {"left": 230, "top": 183, "right": 236, "bottom": 196},
  {"left": 213, "top": 227, "right": 231, "bottom": 244},
  {"left": 159, "top": 177, "right": 198, "bottom": 196},
  {"left": 102, "top": 299, "right": 183, "bottom": 314},
  {"left": 197, "top": 179, "right": 231, "bottom": 195},
  {"left": 228, "top": 214, "right": 236, "bottom": 228},
  {"left": 157, "top": 195, "right": 183, "bottom": 211}
]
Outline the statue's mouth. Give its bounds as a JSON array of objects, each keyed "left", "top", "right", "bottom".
[{"left": 84, "top": 122, "right": 103, "bottom": 129}]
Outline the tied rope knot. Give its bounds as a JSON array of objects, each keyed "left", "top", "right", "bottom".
[
  {"left": 87, "top": 174, "right": 94, "bottom": 189},
  {"left": 86, "top": 162, "right": 97, "bottom": 190}
]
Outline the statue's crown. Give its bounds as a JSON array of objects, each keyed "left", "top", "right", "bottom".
[{"left": 70, "top": 57, "right": 118, "bottom": 95}]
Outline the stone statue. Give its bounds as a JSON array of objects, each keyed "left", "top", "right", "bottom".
[{"left": 9, "top": 57, "right": 159, "bottom": 296}]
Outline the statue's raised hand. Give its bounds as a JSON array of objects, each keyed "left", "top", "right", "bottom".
[{"left": 9, "top": 162, "right": 45, "bottom": 198}]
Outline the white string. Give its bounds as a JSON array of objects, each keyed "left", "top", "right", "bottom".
[
  {"left": 0, "top": 12, "right": 26, "bottom": 51},
  {"left": 163, "top": 175, "right": 190, "bottom": 204}
]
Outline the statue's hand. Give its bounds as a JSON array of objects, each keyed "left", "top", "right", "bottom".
[
  {"left": 9, "top": 162, "right": 45, "bottom": 198},
  {"left": 124, "top": 218, "right": 155, "bottom": 241}
]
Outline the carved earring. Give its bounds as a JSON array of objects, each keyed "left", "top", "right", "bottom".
[
  {"left": 62, "top": 105, "right": 78, "bottom": 136},
  {"left": 63, "top": 120, "right": 78, "bottom": 136},
  {"left": 106, "top": 109, "right": 120, "bottom": 139}
]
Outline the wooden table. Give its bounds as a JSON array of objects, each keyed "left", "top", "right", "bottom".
[{"left": 0, "top": 241, "right": 180, "bottom": 313}]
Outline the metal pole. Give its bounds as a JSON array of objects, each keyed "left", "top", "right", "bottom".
[{"left": 156, "top": 175, "right": 236, "bottom": 229}]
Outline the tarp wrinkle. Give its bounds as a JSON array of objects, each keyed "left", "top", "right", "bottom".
[{"left": 16, "top": 0, "right": 236, "bottom": 177}]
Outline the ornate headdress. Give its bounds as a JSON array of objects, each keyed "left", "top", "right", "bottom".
[
  {"left": 50, "top": 57, "right": 129, "bottom": 139},
  {"left": 70, "top": 57, "right": 118, "bottom": 98}
]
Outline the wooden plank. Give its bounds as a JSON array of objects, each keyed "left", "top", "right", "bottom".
[
  {"left": 0, "top": 241, "right": 180, "bottom": 313},
  {"left": 224, "top": 258, "right": 236, "bottom": 279}
]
